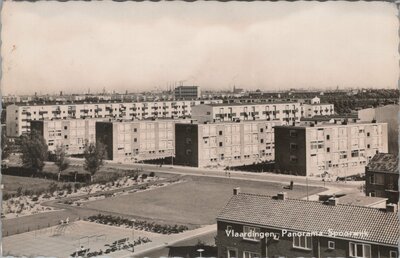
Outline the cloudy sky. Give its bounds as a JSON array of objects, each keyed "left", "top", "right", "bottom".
[{"left": 1, "top": 1, "right": 398, "bottom": 95}]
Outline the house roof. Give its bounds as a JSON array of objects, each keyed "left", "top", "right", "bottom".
[
  {"left": 217, "top": 193, "right": 399, "bottom": 246},
  {"left": 367, "top": 153, "right": 399, "bottom": 174}
]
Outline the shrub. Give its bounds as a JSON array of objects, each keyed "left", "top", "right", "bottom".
[
  {"left": 16, "top": 187, "right": 23, "bottom": 197},
  {"left": 141, "top": 174, "right": 148, "bottom": 180},
  {"left": 48, "top": 182, "right": 58, "bottom": 194},
  {"left": 149, "top": 172, "right": 155, "bottom": 177},
  {"left": 31, "top": 196, "right": 39, "bottom": 202}
]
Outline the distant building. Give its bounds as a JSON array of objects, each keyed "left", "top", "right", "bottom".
[
  {"left": 217, "top": 190, "right": 399, "bottom": 258},
  {"left": 174, "top": 86, "right": 201, "bottom": 100},
  {"left": 274, "top": 122, "right": 388, "bottom": 176},
  {"left": 191, "top": 101, "right": 334, "bottom": 124},
  {"left": 5, "top": 99, "right": 222, "bottom": 137},
  {"left": 358, "top": 104, "right": 399, "bottom": 154},
  {"left": 30, "top": 118, "right": 103, "bottom": 155},
  {"left": 365, "top": 153, "right": 399, "bottom": 204},
  {"left": 175, "top": 120, "right": 280, "bottom": 168},
  {"left": 96, "top": 119, "right": 186, "bottom": 162}
]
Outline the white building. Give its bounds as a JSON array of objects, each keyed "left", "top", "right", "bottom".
[
  {"left": 191, "top": 101, "right": 334, "bottom": 124},
  {"left": 6, "top": 99, "right": 222, "bottom": 137},
  {"left": 175, "top": 120, "right": 281, "bottom": 167},
  {"left": 96, "top": 119, "right": 189, "bottom": 162},
  {"left": 275, "top": 122, "right": 389, "bottom": 177},
  {"left": 30, "top": 118, "right": 104, "bottom": 155}
]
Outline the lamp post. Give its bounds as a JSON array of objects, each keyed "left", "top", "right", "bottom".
[{"left": 197, "top": 248, "right": 205, "bottom": 258}]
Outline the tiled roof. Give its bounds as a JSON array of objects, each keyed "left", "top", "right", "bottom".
[
  {"left": 217, "top": 193, "right": 399, "bottom": 246},
  {"left": 367, "top": 153, "right": 399, "bottom": 174}
]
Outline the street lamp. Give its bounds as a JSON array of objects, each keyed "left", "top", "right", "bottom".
[{"left": 197, "top": 248, "right": 205, "bottom": 258}]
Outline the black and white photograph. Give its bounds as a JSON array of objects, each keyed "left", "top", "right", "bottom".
[{"left": 0, "top": 1, "right": 399, "bottom": 257}]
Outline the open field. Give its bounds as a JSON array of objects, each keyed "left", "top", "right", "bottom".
[{"left": 84, "top": 175, "right": 326, "bottom": 226}]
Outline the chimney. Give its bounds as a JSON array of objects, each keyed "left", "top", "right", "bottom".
[
  {"left": 386, "top": 203, "right": 398, "bottom": 213},
  {"left": 277, "top": 192, "right": 288, "bottom": 200},
  {"left": 328, "top": 197, "right": 338, "bottom": 206},
  {"left": 233, "top": 187, "right": 241, "bottom": 195}
]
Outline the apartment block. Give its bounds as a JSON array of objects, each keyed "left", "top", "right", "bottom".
[
  {"left": 365, "top": 153, "right": 399, "bottom": 204},
  {"left": 5, "top": 99, "right": 222, "bottom": 137},
  {"left": 175, "top": 120, "right": 280, "bottom": 168},
  {"left": 30, "top": 118, "right": 103, "bottom": 155},
  {"left": 96, "top": 119, "right": 184, "bottom": 162},
  {"left": 191, "top": 101, "right": 334, "bottom": 124},
  {"left": 174, "top": 85, "right": 201, "bottom": 100},
  {"left": 217, "top": 190, "right": 399, "bottom": 258},
  {"left": 275, "top": 122, "right": 388, "bottom": 176}
]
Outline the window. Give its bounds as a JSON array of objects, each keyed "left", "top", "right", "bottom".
[
  {"left": 219, "top": 130, "right": 223, "bottom": 136},
  {"left": 64, "top": 135, "right": 68, "bottom": 139},
  {"left": 227, "top": 248, "right": 238, "bottom": 258},
  {"left": 219, "top": 142, "right": 223, "bottom": 147},
  {"left": 260, "top": 128, "right": 264, "bottom": 133},
  {"left": 290, "top": 155, "right": 298, "bottom": 163},
  {"left": 243, "top": 251, "right": 260, "bottom": 258},
  {"left": 134, "top": 138, "right": 137, "bottom": 143},
  {"left": 260, "top": 139, "right": 264, "bottom": 144},
  {"left": 243, "top": 226, "right": 261, "bottom": 241},
  {"left": 328, "top": 241, "right": 335, "bottom": 250},
  {"left": 351, "top": 150, "right": 359, "bottom": 157},
  {"left": 340, "top": 151, "right": 347, "bottom": 159},
  {"left": 327, "top": 147, "right": 330, "bottom": 153},
  {"left": 186, "top": 138, "right": 192, "bottom": 144},
  {"left": 349, "top": 242, "right": 371, "bottom": 258},
  {"left": 186, "top": 149, "right": 192, "bottom": 155},
  {"left": 289, "top": 130, "right": 298, "bottom": 137},
  {"left": 390, "top": 251, "right": 397, "bottom": 258},
  {"left": 367, "top": 132, "right": 370, "bottom": 137},
  {"left": 370, "top": 173, "right": 384, "bottom": 185},
  {"left": 326, "top": 135, "right": 330, "bottom": 140},
  {"left": 293, "top": 235, "right": 312, "bottom": 250},
  {"left": 64, "top": 126, "right": 68, "bottom": 130},
  {"left": 290, "top": 143, "right": 298, "bottom": 151},
  {"left": 133, "top": 128, "right": 137, "bottom": 133}
]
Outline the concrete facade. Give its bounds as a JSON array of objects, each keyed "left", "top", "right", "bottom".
[
  {"left": 174, "top": 86, "right": 201, "bottom": 100},
  {"left": 96, "top": 119, "right": 184, "bottom": 162},
  {"left": 175, "top": 120, "right": 280, "bottom": 168},
  {"left": 5, "top": 99, "right": 222, "bottom": 137},
  {"left": 358, "top": 104, "right": 399, "bottom": 154},
  {"left": 191, "top": 102, "right": 334, "bottom": 124},
  {"left": 30, "top": 118, "right": 103, "bottom": 155},
  {"left": 275, "top": 122, "right": 388, "bottom": 176}
]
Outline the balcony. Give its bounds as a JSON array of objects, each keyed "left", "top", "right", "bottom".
[{"left": 95, "top": 108, "right": 102, "bottom": 112}]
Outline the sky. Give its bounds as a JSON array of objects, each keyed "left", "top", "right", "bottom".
[{"left": 1, "top": 1, "right": 398, "bottom": 95}]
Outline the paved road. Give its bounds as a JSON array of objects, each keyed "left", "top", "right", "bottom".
[{"left": 2, "top": 160, "right": 361, "bottom": 237}]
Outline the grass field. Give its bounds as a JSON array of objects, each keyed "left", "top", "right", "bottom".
[
  {"left": 84, "top": 175, "right": 325, "bottom": 226},
  {"left": 2, "top": 175, "right": 68, "bottom": 196}
]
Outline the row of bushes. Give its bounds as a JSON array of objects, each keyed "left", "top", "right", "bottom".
[
  {"left": 86, "top": 214, "right": 188, "bottom": 234},
  {"left": 2, "top": 166, "right": 91, "bottom": 182},
  {"left": 3, "top": 182, "right": 86, "bottom": 201}
]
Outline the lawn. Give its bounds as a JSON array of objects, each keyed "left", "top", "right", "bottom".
[
  {"left": 2, "top": 175, "right": 67, "bottom": 196},
  {"left": 83, "top": 175, "right": 325, "bottom": 226}
]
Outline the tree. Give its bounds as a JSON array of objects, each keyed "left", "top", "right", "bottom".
[
  {"left": 1, "top": 130, "right": 12, "bottom": 161},
  {"left": 83, "top": 141, "right": 106, "bottom": 182},
  {"left": 54, "top": 145, "right": 70, "bottom": 181},
  {"left": 20, "top": 131, "right": 48, "bottom": 175}
]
